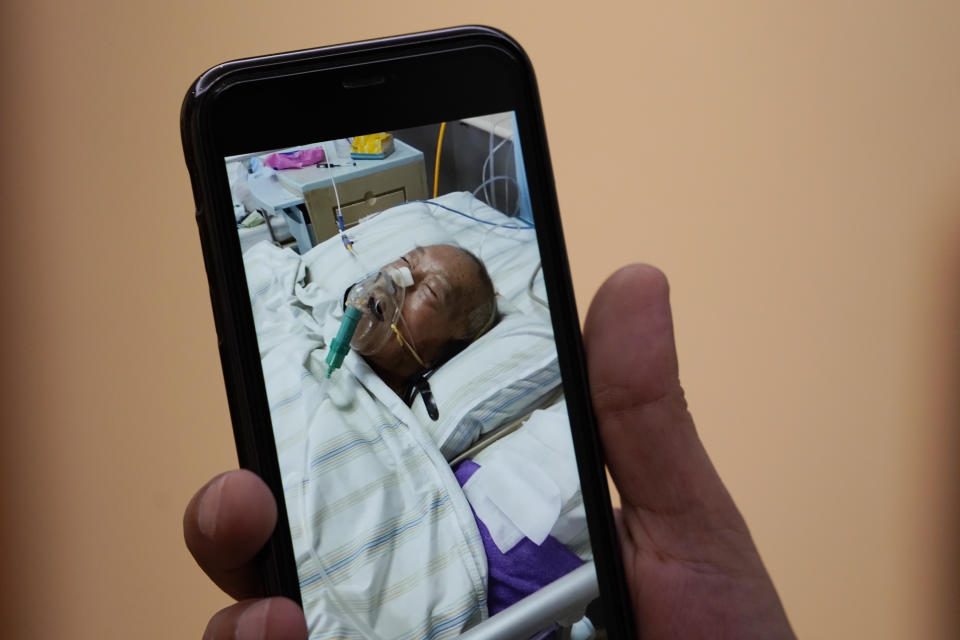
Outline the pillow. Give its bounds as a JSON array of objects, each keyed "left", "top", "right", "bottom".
[
  {"left": 296, "top": 201, "right": 457, "bottom": 305},
  {"left": 410, "top": 310, "right": 562, "bottom": 461},
  {"left": 422, "top": 192, "right": 547, "bottom": 317}
]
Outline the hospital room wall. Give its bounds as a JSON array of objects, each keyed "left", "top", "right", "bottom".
[
  {"left": 394, "top": 121, "right": 520, "bottom": 214},
  {"left": 1, "top": 2, "right": 959, "bottom": 640}
]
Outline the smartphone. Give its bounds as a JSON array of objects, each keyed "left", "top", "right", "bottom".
[{"left": 181, "top": 26, "right": 634, "bottom": 640}]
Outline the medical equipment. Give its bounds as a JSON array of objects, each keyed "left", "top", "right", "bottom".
[
  {"left": 474, "top": 175, "right": 520, "bottom": 216},
  {"left": 433, "top": 122, "right": 447, "bottom": 197},
  {"left": 324, "top": 265, "right": 419, "bottom": 377},
  {"left": 482, "top": 131, "right": 512, "bottom": 210},
  {"left": 528, "top": 262, "right": 549, "bottom": 309},
  {"left": 324, "top": 305, "right": 360, "bottom": 377},
  {"left": 470, "top": 112, "right": 533, "bottom": 224},
  {"left": 323, "top": 143, "right": 355, "bottom": 254},
  {"left": 420, "top": 200, "right": 534, "bottom": 230}
]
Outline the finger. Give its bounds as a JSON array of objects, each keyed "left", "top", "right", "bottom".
[
  {"left": 203, "top": 597, "right": 307, "bottom": 640},
  {"left": 184, "top": 469, "right": 278, "bottom": 600},
  {"left": 583, "top": 265, "right": 735, "bottom": 519},
  {"left": 585, "top": 266, "right": 795, "bottom": 635}
]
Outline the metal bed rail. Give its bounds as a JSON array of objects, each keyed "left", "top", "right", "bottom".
[{"left": 458, "top": 562, "right": 598, "bottom": 640}]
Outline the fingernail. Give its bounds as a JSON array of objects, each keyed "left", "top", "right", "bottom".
[
  {"left": 235, "top": 599, "right": 270, "bottom": 640},
  {"left": 198, "top": 474, "right": 227, "bottom": 539}
]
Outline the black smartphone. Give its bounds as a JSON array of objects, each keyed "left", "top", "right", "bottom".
[{"left": 181, "top": 26, "right": 634, "bottom": 640}]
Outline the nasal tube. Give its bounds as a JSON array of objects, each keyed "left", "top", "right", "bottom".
[{"left": 325, "top": 305, "right": 362, "bottom": 377}]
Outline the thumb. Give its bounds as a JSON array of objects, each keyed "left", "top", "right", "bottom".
[
  {"left": 583, "top": 265, "right": 794, "bottom": 639},
  {"left": 583, "top": 264, "right": 733, "bottom": 519}
]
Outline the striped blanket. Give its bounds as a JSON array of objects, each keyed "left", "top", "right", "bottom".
[{"left": 245, "top": 243, "right": 489, "bottom": 639}]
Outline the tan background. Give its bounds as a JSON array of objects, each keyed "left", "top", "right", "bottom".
[{"left": 2, "top": 1, "right": 958, "bottom": 638}]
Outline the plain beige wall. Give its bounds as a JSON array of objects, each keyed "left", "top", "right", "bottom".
[{"left": 2, "top": 1, "right": 958, "bottom": 638}]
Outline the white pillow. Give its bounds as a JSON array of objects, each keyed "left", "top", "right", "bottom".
[
  {"left": 410, "top": 310, "right": 562, "bottom": 461},
  {"left": 296, "top": 201, "right": 456, "bottom": 304},
  {"left": 423, "top": 192, "right": 547, "bottom": 316}
]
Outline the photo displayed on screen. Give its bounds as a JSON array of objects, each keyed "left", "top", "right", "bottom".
[{"left": 224, "top": 114, "right": 603, "bottom": 638}]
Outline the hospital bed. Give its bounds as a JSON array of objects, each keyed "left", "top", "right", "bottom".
[
  {"left": 459, "top": 562, "right": 598, "bottom": 640},
  {"left": 246, "top": 191, "right": 600, "bottom": 638}
]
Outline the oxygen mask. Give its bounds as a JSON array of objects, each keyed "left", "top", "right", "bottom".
[
  {"left": 346, "top": 265, "right": 414, "bottom": 355},
  {"left": 325, "top": 265, "right": 417, "bottom": 377}
]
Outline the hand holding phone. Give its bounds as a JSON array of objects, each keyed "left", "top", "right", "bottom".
[{"left": 181, "top": 26, "right": 793, "bottom": 640}]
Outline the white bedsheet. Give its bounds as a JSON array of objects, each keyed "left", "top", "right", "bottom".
[
  {"left": 468, "top": 400, "right": 592, "bottom": 561},
  {"left": 245, "top": 242, "right": 489, "bottom": 639},
  {"left": 241, "top": 192, "right": 582, "bottom": 638}
]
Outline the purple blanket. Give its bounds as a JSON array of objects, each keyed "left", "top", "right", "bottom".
[{"left": 454, "top": 459, "right": 583, "bottom": 616}]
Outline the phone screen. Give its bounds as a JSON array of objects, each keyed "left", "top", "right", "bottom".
[{"left": 221, "top": 114, "right": 605, "bottom": 638}]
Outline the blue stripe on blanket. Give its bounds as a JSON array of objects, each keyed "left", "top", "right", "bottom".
[
  {"left": 299, "top": 494, "right": 453, "bottom": 588},
  {"left": 308, "top": 421, "right": 403, "bottom": 470}
]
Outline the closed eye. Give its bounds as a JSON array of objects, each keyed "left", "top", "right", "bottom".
[{"left": 424, "top": 276, "right": 448, "bottom": 304}]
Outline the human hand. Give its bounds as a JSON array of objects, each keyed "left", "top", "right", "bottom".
[
  {"left": 583, "top": 265, "right": 796, "bottom": 639},
  {"left": 183, "top": 470, "right": 307, "bottom": 639}
]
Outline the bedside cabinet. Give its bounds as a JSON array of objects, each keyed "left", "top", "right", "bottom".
[{"left": 275, "top": 139, "right": 428, "bottom": 249}]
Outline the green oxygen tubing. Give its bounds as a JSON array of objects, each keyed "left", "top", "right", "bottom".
[
  {"left": 324, "top": 305, "right": 362, "bottom": 377},
  {"left": 324, "top": 264, "right": 412, "bottom": 378}
]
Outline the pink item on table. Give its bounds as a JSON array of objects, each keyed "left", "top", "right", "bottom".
[{"left": 264, "top": 146, "right": 326, "bottom": 169}]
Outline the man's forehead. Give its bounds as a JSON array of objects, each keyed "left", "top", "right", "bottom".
[
  {"left": 414, "top": 245, "right": 480, "bottom": 295},
  {"left": 413, "top": 245, "right": 470, "bottom": 269}
]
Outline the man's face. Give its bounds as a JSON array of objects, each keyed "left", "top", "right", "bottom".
[{"left": 377, "top": 244, "right": 485, "bottom": 368}]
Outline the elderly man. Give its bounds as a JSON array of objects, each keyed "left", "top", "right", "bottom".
[
  {"left": 359, "top": 244, "right": 497, "bottom": 396},
  {"left": 239, "top": 240, "right": 506, "bottom": 639}
]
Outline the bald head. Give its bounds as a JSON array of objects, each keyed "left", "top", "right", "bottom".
[{"left": 398, "top": 244, "right": 495, "bottom": 347}]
